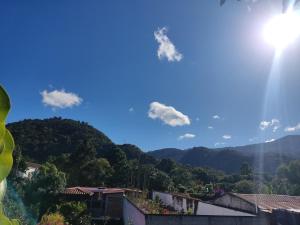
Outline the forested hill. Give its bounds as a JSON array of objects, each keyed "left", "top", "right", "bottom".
[
  {"left": 7, "top": 117, "right": 153, "bottom": 163},
  {"left": 148, "top": 135, "right": 300, "bottom": 173},
  {"left": 8, "top": 117, "right": 300, "bottom": 174}
]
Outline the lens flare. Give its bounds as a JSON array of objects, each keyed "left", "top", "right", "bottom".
[{"left": 263, "top": 12, "right": 300, "bottom": 50}]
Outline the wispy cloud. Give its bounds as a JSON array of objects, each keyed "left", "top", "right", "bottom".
[
  {"left": 154, "top": 27, "right": 182, "bottom": 62},
  {"left": 41, "top": 89, "right": 82, "bottom": 109},
  {"left": 129, "top": 107, "right": 134, "bottom": 113},
  {"left": 148, "top": 101, "right": 190, "bottom": 127},
  {"left": 265, "top": 138, "right": 275, "bottom": 143},
  {"left": 208, "top": 126, "right": 214, "bottom": 130},
  {"left": 222, "top": 134, "right": 232, "bottom": 140},
  {"left": 215, "top": 142, "right": 226, "bottom": 147},
  {"left": 259, "top": 119, "right": 280, "bottom": 132},
  {"left": 178, "top": 133, "right": 196, "bottom": 140},
  {"left": 213, "top": 115, "right": 220, "bottom": 119},
  {"left": 284, "top": 123, "right": 300, "bottom": 132}
]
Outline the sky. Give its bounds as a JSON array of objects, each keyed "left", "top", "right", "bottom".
[{"left": 1, "top": 0, "right": 300, "bottom": 151}]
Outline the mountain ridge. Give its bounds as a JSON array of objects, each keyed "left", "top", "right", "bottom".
[{"left": 148, "top": 135, "right": 300, "bottom": 173}]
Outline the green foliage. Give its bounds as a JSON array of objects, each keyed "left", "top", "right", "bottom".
[
  {"left": 57, "top": 201, "right": 91, "bottom": 225},
  {"left": 0, "top": 85, "right": 19, "bottom": 224},
  {"left": 38, "top": 213, "right": 65, "bottom": 225},
  {"left": 234, "top": 180, "right": 255, "bottom": 194},
  {"left": 273, "top": 160, "right": 300, "bottom": 195},
  {"left": 24, "top": 163, "right": 66, "bottom": 219},
  {"left": 240, "top": 162, "right": 252, "bottom": 176},
  {"left": 77, "top": 158, "right": 113, "bottom": 187},
  {"left": 7, "top": 118, "right": 113, "bottom": 162}
]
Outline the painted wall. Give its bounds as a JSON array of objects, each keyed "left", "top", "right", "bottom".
[
  {"left": 213, "top": 194, "right": 257, "bottom": 214},
  {"left": 123, "top": 198, "right": 146, "bottom": 225},
  {"left": 152, "top": 191, "right": 188, "bottom": 213},
  {"left": 145, "top": 215, "right": 270, "bottom": 225},
  {"left": 153, "top": 191, "right": 256, "bottom": 217}
]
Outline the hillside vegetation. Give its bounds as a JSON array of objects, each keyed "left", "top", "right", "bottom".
[{"left": 149, "top": 136, "right": 300, "bottom": 173}]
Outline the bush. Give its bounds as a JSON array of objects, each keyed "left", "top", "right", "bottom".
[{"left": 38, "top": 213, "right": 65, "bottom": 225}]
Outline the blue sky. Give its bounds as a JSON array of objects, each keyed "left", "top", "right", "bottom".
[{"left": 2, "top": 0, "right": 300, "bottom": 151}]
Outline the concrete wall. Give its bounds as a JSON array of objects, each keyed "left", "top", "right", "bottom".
[
  {"left": 152, "top": 191, "right": 189, "bottom": 213},
  {"left": 196, "top": 201, "right": 255, "bottom": 217},
  {"left": 213, "top": 194, "right": 257, "bottom": 214},
  {"left": 153, "top": 191, "right": 256, "bottom": 217},
  {"left": 145, "top": 215, "right": 270, "bottom": 225},
  {"left": 123, "top": 198, "right": 146, "bottom": 225}
]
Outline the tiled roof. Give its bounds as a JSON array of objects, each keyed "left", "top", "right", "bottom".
[
  {"left": 62, "top": 187, "right": 124, "bottom": 196},
  {"left": 234, "top": 193, "right": 300, "bottom": 211},
  {"left": 26, "top": 162, "right": 42, "bottom": 169}
]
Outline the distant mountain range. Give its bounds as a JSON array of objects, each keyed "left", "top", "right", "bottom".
[
  {"left": 7, "top": 117, "right": 300, "bottom": 174},
  {"left": 148, "top": 135, "right": 300, "bottom": 173}
]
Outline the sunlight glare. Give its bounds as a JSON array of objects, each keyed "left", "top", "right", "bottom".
[{"left": 263, "top": 12, "right": 300, "bottom": 50}]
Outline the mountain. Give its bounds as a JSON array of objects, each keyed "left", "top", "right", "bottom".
[
  {"left": 148, "top": 136, "right": 300, "bottom": 173},
  {"left": 7, "top": 117, "right": 154, "bottom": 164}
]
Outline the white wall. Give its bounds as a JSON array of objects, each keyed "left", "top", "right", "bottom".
[
  {"left": 123, "top": 198, "right": 146, "bottom": 225},
  {"left": 196, "top": 201, "right": 255, "bottom": 216},
  {"left": 152, "top": 191, "right": 187, "bottom": 213},
  {"left": 214, "top": 194, "right": 257, "bottom": 214},
  {"left": 153, "top": 191, "right": 255, "bottom": 217}
]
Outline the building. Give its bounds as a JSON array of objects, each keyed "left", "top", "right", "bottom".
[
  {"left": 62, "top": 187, "right": 143, "bottom": 222},
  {"left": 123, "top": 191, "right": 269, "bottom": 225},
  {"left": 63, "top": 187, "right": 125, "bottom": 221},
  {"left": 18, "top": 162, "right": 41, "bottom": 179},
  {"left": 213, "top": 193, "right": 300, "bottom": 225}
]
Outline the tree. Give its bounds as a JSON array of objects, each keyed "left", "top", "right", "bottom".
[
  {"left": 156, "top": 159, "right": 176, "bottom": 174},
  {"left": 148, "top": 169, "right": 174, "bottom": 192},
  {"left": 58, "top": 201, "right": 91, "bottom": 225},
  {"left": 100, "top": 145, "right": 130, "bottom": 187},
  {"left": 240, "top": 162, "right": 252, "bottom": 176},
  {"left": 24, "top": 163, "right": 66, "bottom": 218},
  {"left": 234, "top": 180, "right": 255, "bottom": 194},
  {"left": 38, "top": 213, "right": 65, "bottom": 225},
  {"left": 78, "top": 158, "right": 113, "bottom": 186}
]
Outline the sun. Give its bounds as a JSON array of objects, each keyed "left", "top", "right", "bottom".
[{"left": 263, "top": 12, "right": 300, "bottom": 50}]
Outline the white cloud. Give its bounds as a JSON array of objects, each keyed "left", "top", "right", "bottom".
[
  {"left": 271, "top": 119, "right": 280, "bottom": 132},
  {"left": 213, "top": 115, "right": 220, "bottom": 119},
  {"left": 259, "top": 119, "right": 280, "bottom": 132},
  {"left": 178, "top": 133, "right": 196, "bottom": 140},
  {"left": 41, "top": 89, "right": 82, "bottom": 109},
  {"left": 154, "top": 27, "right": 182, "bottom": 62},
  {"left": 129, "top": 107, "right": 134, "bottom": 113},
  {"left": 208, "top": 126, "right": 214, "bottom": 129},
  {"left": 265, "top": 138, "right": 275, "bottom": 143},
  {"left": 259, "top": 121, "right": 271, "bottom": 130},
  {"left": 148, "top": 102, "right": 190, "bottom": 127},
  {"left": 223, "top": 135, "right": 232, "bottom": 140},
  {"left": 215, "top": 142, "right": 226, "bottom": 147},
  {"left": 284, "top": 123, "right": 300, "bottom": 132}
]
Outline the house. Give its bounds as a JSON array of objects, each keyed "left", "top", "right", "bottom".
[
  {"left": 123, "top": 191, "right": 270, "bottom": 225},
  {"left": 62, "top": 187, "right": 125, "bottom": 221},
  {"left": 18, "top": 162, "right": 41, "bottom": 179},
  {"left": 213, "top": 193, "right": 300, "bottom": 225},
  {"left": 214, "top": 193, "right": 300, "bottom": 213}
]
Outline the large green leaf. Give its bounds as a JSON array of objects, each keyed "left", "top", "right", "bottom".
[
  {"left": 0, "top": 85, "right": 18, "bottom": 224},
  {"left": 0, "top": 86, "right": 10, "bottom": 122},
  {"left": 0, "top": 130, "right": 14, "bottom": 182}
]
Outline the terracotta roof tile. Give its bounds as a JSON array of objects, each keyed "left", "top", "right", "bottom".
[{"left": 234, "top": 193, "right": 300, "bottom": 211}]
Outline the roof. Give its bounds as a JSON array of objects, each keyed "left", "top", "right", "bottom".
[
  {"left": 62, "top": 187, "right": 124, "bottom": 196},
  {"left": 233, "top": 193, "right": 300, "bottom": 212},
  {"left": 26, "top": 162, "right": 42, "bottom": 169}
]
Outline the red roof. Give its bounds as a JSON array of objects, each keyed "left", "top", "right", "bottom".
[{"left": 234, "top": 193, "right": 300, "bottom": 212}]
